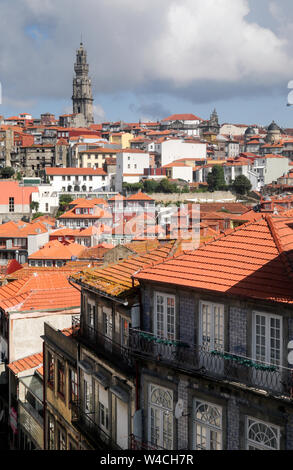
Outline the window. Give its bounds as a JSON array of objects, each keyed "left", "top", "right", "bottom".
[
  {"left": 99, "top": 403, "right": 109, "bottom": 431},
  {"left": 84, "top": 377, "right": 92, "bottom": 413},
  {"left": 69, "top": 439, "right": 78, "bottom": 450},
  {"left": 47, "top": 414, "right": 55, "bottom": 450},
  {"left": 57, "top": 427, "right": 66, "bottom": 450},
  {"left": 45, "top": 203, "right": 49, "bottom": 212},
  {"left": 47, "top": 351, "right": 54, "bottom": 388},
  {"left": 246, "top": 417, "right": 280, "bottom": 450},
  {"left": 9, "top": 197, "right": 14, "bottom": 212},
  {"left": 199, "top": 301, "right": 224, "bottom": 352},
  {"left": 149, "top": 384, "right": 173, "bottom": 450},
  {"left": 103, "top": 311, "right": 112, "bottom": 339},
  {"left": 69, "top": 369, "right": 78, "bottom": 404},
  {"left": 87, "top": 303, "right": 96, "bottom": 339},
  {"left": 253, "top": 312, "right": 282, "bottom": 366},
  {"left": 57, "top": 360, "right": 65, "bottom": 397},
  {"left": 154, "top": 293, "right": 175, "bottom": 340},
  {"left": 192, "top": 400, "right": 222, "bottom": 450},
  {"left": 99, "top": 386, "right": 109, "bottom": 432},
  {"left": 121, "top": 317, "right": 129, "bottom": 348}
]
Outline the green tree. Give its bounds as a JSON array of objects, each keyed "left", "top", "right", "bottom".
[
  {"left": 56, "top": 194, "right": 74, "bottom": 217},
  {"left": 232, "top": 175, "right": 252, "bottom": 195},
  {"left": 30, "top": 201, "right": 39, "bottom": 212},
  {"left": 0, "top": 167, "right": 15, "bottom": 179},
  {"left": 142, "top": 179, "right": 159, "bottom": 193},
  {"left": 207, "top": 165, "right": 226, "bottom": 191},
  {"left": 159, "top": 178, "right": 178, "bottom": 193}
]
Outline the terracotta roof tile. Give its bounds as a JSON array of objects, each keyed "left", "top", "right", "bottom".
[
  {"left": 8, "top": 353, "right": 43, "bottom": 375},
  {"left": 71, "top": 241, "right": 177, "bottom": 297},
  {"left": 135, "top": 215, "right": 293, "bottom": 305}
]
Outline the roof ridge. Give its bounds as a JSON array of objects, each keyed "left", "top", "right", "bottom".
[
  {"left": 266, "top": 214, "right": 293, "bottom": 283},
  {"left": 132, "top": 215, "right": 268, "bottom": 276}
]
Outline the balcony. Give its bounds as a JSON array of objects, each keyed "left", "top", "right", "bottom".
[
  {"left": 71, "top": 402, "right": 122, "bottom": 450},
  {"left": 129, "top": 434, "right": 168, "bottom": 451},
  {"left": 129, "top": 329, "right": 293, "bottom": 399},
  {"left": 72, "top": 322, "right": 134, "bottom": 374}
]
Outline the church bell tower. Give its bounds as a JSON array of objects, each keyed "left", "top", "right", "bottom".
[{"left": 72, "top": 42, "right": 94, "bottom": 125}]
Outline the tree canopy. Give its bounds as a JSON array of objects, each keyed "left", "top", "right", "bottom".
[
  {"left": 207, "top": 165, "right": 226, "bottom": 191},
  {"left": 232, "top": 175, "right": 252, "bottom": 195}
]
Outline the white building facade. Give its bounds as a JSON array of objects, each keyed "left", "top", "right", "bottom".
[{"left": 45, "top": 168, "right": 109, "bottom": 193}]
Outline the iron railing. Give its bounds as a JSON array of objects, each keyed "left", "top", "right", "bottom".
[
  {"left": 71, "top": 401, "right": 122, "bottom": 450},
  {"left": 72, "top": 321, "right": 134, "bottom": 373},
  {"left": 129, "top": 434, "right": 168, "bottom": 451},
  {"left": 129, "top": 329, "right": 293, "bottom": 399}
]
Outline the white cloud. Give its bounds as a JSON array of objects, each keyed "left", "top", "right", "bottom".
[
  {"left": 0, "top": 0, "right": 292, "bottom": 109},
  {"left": 93, "top": 104, "right": 106, "bottom": 123}
]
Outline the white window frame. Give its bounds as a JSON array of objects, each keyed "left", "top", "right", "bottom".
[
  {"left": 103, "top": 310, "right": 112, "bottom": 339},
  {"left": 199, "top": 301, "right": 224, "bottom": 352},
  {"left": 148, "top": 384, "right": 173, "bottom": 450},
  {"left": 246, "top": 416, "right": 280, "bottom": 450},
  {"left": 252, "top": 311, "right": 282, "bottom": 367},
  {"left": 192, "top": 399, "right": 222, "bottom": 450},
  {"left": 154, "top": 292, "right": 176, "bottom": 340}
]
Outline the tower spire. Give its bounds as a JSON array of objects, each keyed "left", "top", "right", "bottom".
[{"left": 72, "top": 41, "right": 94, "bottom": 125}]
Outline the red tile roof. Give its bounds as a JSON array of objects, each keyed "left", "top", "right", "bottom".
[
  {"left": 161, "top": 113, "right": 203, "bottom": 122},
  {"left": 135, "top": 214, "right": 293, "bottom": 305},
  {"left": 29, "top": 240, "right": 85, "bottom": 260},
  {"left": 0, "top": 273, "right": 80, "bottom": 311},
  {"left": 71, "top": 241, "right": 177, "bottom": 297},
  {"left": 127, "top": 191, "right": 154, "bottom": 201},
  {"left": 8, "top": 353, "right": 43, "bottom": 375},
  {"left": 45, "top": 167, "right": 107, "bottom": 176}
]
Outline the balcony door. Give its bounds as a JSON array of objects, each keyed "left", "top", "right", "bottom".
[
  {"left": 103, "top": 309, "right": 113, "bottom": 353},
  {"left": 199, "top": 301, "right": 224, "bottom": 375},
  {"left": 116, "top": 398, "right": 128, "bottom": 449},
  {"left": 154, "top": 293, "right": 176, "bottom": 359}
]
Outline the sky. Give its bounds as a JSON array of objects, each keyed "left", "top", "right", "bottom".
[{"left": 1, "top": 0, "right": 293, "bottom": 127}]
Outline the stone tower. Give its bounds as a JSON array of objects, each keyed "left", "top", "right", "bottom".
[{"left": 72, "top": 42, "right": 94, "bottom": 125}]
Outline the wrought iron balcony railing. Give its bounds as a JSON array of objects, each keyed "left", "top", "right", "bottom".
[
  {"left": 129, "top": 329, "right": 293, "bottom": 399},
  {"left": 129, "top": 434, "right": 169, "bottom": 451},
  {"left": 72, "top": 322, "right": 134, "bottom": 373},
  {"left": 71, "top": 401, "right": 122, "bottom": 450}
]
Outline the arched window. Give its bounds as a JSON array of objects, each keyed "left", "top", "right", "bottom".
[
  {"left": 148, "top": 385, "right": 173, "bottom": 449},
  {"left": 192, "top": 400, "right": 222, "bottom": 450},
  {"left": 246, "top": 417, "right": 279, "bottom": 450}
]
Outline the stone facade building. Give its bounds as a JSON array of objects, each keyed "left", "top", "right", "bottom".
[{"left": 130, "top": 212, "right": 293, "bottom": 450}]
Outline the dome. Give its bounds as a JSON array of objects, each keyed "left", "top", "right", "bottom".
[
  {"left": 268, "top": 121, "right": 279, "bottom": 131},
  {"left": 245, "top": 126, "right": 256, "bottom": 135}
]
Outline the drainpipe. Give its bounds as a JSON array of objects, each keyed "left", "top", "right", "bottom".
[{"left": 43, "top": 340, "right": 46, "bottom": 450}]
